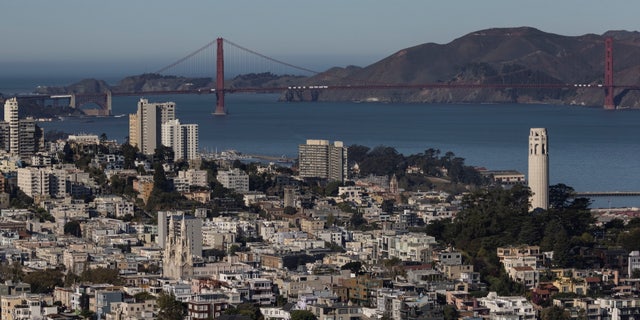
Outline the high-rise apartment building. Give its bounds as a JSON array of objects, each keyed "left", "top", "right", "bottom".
[
  {"left": 1, "top": 98, "right": 42, "bottom": 158},
  {"left": 161, "top": 119, "right": 199, "bottom": 161},
  {"left": 4, "top": 98, "right": 18, "bottom": 154},
  {"left": 129, "top": 98, "right": 175, "bottom": 155},
  {"left": 528, "top": 128, "right": 549, "bottom": 210},
  {"left": 298, "top": 139, "right": 348, "bottom": 182}
]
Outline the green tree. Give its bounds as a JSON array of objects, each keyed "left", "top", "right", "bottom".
[
  {"left": 152, "top": 162, "right": 170, "bottom": 192},
  {"left": 157, "top": 292, "right": 185, "bottom": 320},
  {"left": 347, "top": 144, "right": 370, "bottom": 166},
  {"left": 64, "top": 220, "right": 82, "bottom": 237},
  {"left": 80, "top": 267, "right": 123, "bottom": 285},
  {"left": 341, "top": 261, "right": 363, "bottom": 274},
  {"left": 23, "top": 268, "right": 64, "bottom": 293},
  {"left": 134, "top": 291, "right": 156, "bottom": 302},
  {"left": 443, "top": 304, "right": 459, "bottom": 320},
  {"left": 290, "top": 310, "right": 317, "bottom": 320},
  {"left": 540, "top": 306, "right": 570, "bottom": 320},
  {"left": 224, "top": 302, "right": 263, "bottom": 320},
  {"left": 381, "top": 199, "right": 395, "bottom": 214},
  {"left": 0, "top": 261, "right": 24, "bottom": 282},
  {"left": 121, "top": 143, "right": 138, "bottom": 169},
  {"left": 324, "top": 180, "right": 342, "bottom": 197}
]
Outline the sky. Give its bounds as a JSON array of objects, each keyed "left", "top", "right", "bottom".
[{"left": 1, "top": 0, "right": 639, "bottom": 79}]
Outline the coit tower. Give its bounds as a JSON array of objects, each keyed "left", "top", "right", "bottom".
[{"left": 528, "top": 128, "right": 549, "bottom": 210}]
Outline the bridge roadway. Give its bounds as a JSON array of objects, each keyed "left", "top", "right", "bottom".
[
  {"left": 108, "top": 82, "right": 640, "bottom": 95},
  {"left": 12, "top": 82, "right": 640, "bottom": 100},
  {"left": 574, "top": 191, "right": 640, "bottom": 197}
]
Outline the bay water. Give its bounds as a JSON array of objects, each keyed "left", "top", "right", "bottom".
[{"left": 3, "top": 79, "right": 640, "bottom": 209}]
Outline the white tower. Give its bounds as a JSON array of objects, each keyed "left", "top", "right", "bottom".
[{"left": 528, "top": 128, "right": 549, "bottom": 210}]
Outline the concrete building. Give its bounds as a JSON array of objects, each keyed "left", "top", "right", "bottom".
[
  {"left": 4, "top": 98, "right": 19, "bottom": 155},
  {"left": 630, "top": 251, "right": 640, "bottom": 276},
  {"left": 478, "top": 292, "right": 535, "bottom": 319},
  {"left": 217, "top": 168, "right": 249, "bottom": 192},
  {"left": 298, "top": 139, "right": 348, "bottom": 182},
  {"left": 129, "top": 98, "right": 175, "bottom": 155},
  {"left": 16, "top": 167, "right": 49, "bottom": 199},
  {"left": 528, "top": 128, "right": 549, "bottom": 210},
  {"left": 1, "top": 99, "right": 41, "bottom": 158},
  {"left": 161, "top": 119, "right": 199, "bottom": 161}
]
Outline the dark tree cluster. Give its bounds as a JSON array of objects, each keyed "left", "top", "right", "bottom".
[
  {"left": 348, "top": 145, "right": 486, "bottom": 188},
  {"left": 426, "top": 184, "right": 594, "bottom": 294}
]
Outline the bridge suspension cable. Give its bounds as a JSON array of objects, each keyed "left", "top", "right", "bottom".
[
  {"left": 155, "top": 39, "right": 218, "bottom": 74},
  {"left": 223, "top": 39, "right": 319, "bottom": 75}
]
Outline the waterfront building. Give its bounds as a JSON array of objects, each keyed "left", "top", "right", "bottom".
[
  {"left": 528, "top": 128, "right": 549, "bottom": 210},
  {"left": 129, "top": 98, "right": 175, "bottom": 155},
  {"left": 298, "top": 139, "right": 348, "bottom": 182},
  {"left": 161, "top": 119, "right": 199, "bottom": 161}
]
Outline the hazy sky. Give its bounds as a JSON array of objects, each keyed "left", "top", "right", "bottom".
[{"left": 2, "top": 0, "right": 639, "bottom": 78}]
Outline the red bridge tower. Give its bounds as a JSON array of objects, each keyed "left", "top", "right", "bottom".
[
  {"left": 214, "top": 37, "right": 226, "bottom": 115},
  {"left": 604, "top": 37, "right": 615, "bottom": 110}
]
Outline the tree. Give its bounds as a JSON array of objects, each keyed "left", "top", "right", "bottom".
[
  {"left": 0, "top": 261, "right": 24, "bottom": 282},
  {"left": 341, "top": 261, "right": 363, "bottom": 274},
  {"left": 443, "top": 304, "right": 459, "bottom": 320},
  {"left": 64, "top": 220, "right": 82, "bottom": 238},
  {"left": 381, "top": 199, "right": 395, "bottom": 214},
  {"left": 290, "top": 310, "right": 317, "bottom": 320},
  {"left": 134, "top": 291, "right": 156, "bottom": 302},
  {"left": 121, "top": 143, "right": 138, "bottom": 169},
  {"left": 540, "top": 306, "right": 570, "bottom": 320},
  {"left": 346, "top": 144, "right": 370, "bottom": 166},
  {"left": 157, "top": 292, "right": 185, "bottom": 320},
  {"left": 23, "top": 268, "right": 64, "bottom": 293},
  {"left": 324, "top": 180, "right": 342, "bottom": 197},
  {"left": 224, "top": 302, "right": 263, "bottom": 320},
  {"left": 152, "top": 162, "right": 170, "bottom": 192},
  {"left": 80, "top": 267, "right": 123, "bottom": 285}
]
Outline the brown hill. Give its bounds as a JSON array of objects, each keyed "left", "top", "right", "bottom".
[{"left": 297, "top": 27, "right": 640, "bottom": 108}]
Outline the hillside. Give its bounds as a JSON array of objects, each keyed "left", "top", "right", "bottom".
[
  {"left": 296, "top": 27, "right": 640, "bottom": 108},
  {"left": 32, "top": 27, "right": 640, "bottom": 108}
]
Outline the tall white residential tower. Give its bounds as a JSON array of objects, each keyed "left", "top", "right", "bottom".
[
  {"left": 528, "top": 128, "right": 549, "bottom": 210},
  {"left": 4, "top": 98, "right": 19, "bottom": 154}
]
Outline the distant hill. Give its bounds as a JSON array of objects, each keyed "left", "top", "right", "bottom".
[
  {"left": 35, "top": 72, "right": 305, "bottom": 95},
  {"left": 298, "top": 27, "right": 640, "bottom": 107},
  {"left": 34, "top": 27, "right": 640, "bottom": 108}
]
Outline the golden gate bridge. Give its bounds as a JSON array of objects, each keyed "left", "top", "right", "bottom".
[{"left": 9, "top": 37, "right": 635, "bottom": 116}]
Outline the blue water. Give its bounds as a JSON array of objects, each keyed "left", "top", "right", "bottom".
[{"left": 3, "top": 78, "right": 640, "bottom": 208}]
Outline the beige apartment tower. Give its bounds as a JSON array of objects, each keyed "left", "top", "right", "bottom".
[
  {"left": 129, "top": 98, "right": 175, "bottom": 155},
  {"left": 4, "top": 98, "right": 19, "bottom": 154},
  {"left": 528, "top": 128, "right": 548, "bottom": 210},
  {"left": 298, "top": 139, "right": 348, "bottom": 182}
]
